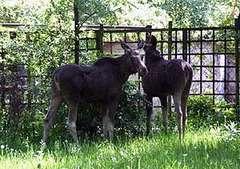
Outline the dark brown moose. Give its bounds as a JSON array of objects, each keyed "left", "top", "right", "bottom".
[
  {"left": 42, "top": 41, "right": 147, "bottom": 143},
  {"left": 141, "top": 35, "right": 193, "bottom": 140}
]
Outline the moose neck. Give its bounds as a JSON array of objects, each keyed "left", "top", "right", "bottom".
[
  {"left": 116, "top": 55, "right": 133, "bottom": 84},
  {"left": 145, "top": 49, "right": 164, "bottom": 67}
]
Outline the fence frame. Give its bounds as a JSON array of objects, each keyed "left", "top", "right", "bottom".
[
  {"left": 75, "top": 22, "right": 240, "bottom": 119},
  {"left": 0, "top": 20, "right": 239, "bottom": 120}
]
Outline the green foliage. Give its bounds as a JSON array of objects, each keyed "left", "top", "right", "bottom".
[
  {"left": 147, "top": 0, "right": 235, "bottom": 27},
  {"left": 161, "top": 0, "right": 213, "bottom": 27},
  {"left": 223, "top": 122, "right": 240, "bottom": 142},
  {"left": 76, "top": 0, "right": 117, "bottom": 25},
  {"left": 115, "top": 81, "right": 145, "bottom": 136},
  {"left": 187, "top": 95, "right": 236, "bottom": 128}
]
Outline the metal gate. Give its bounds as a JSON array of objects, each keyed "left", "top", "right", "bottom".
[{"left": 76, "top": 22, "right": 240, "bottom": 119}]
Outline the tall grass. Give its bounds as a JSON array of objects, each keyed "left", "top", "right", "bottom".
[{"left": 0, "top": 127, "right": 239, "bottom": 169}]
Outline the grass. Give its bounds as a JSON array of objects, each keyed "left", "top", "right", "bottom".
[{"left": 0, "top": 127, "right": 240, "bottom": 169}]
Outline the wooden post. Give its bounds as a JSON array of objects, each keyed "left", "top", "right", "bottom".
[
  {"left": 74, "top": 0, "right": 80, "bottom": 64},
  {"left": 96, "top": 24, "right": 104, "bottom": 54}
]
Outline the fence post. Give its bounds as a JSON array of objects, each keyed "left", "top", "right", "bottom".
[
  {"left": 183, "top": 29, "right": 188, "bottom": 61},
  {"left": 74, "top": 0, "right": 80, "bottom": 64},
  {"left": 235, "top": 16, "right": 240, "bottom": 121},
  {"left": 167, "top": 21, "right": 173, "bottom": 113},
  {"left": 96, "top": 24, "right": 104, "bottom": 54}
]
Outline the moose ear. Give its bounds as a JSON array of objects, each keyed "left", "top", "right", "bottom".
[
  {"left": 137, "top": 40, "right": 144, "bottom": 49},
  {"left": 146, "top": 33, "right": 151, "bottom": 40},
  {"left": 120, "top": 40, "right": 131, "bottom": 53},
  {"left": 149, "top": 35, "right": 157, "bottom": 47}
]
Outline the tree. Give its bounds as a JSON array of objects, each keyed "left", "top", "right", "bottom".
[{"left": 161, "top": 0, "right": 238, "bottom": 27}]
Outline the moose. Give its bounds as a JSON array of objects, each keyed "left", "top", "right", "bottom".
[
  {"left": 141, "top": 35, "right": 193, "bottom": 140},
  {"left": 42, "top": 41, "right": 147, "bottom": 143}
]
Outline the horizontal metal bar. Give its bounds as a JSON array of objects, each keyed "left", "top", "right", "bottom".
[
  {"left": 79, "top": 37, "right": 96, "bottom": 41},
  {"left": 192, "top": 80, "right": 237, "bottom": 82},
  {"left": 161, "top": 53, "right": 235, "bottom": 56},
  {"left": 0, "top": 23, "right": 235, "bottom": 33},
  {"left": 188, "top": 93, "right": 237, "bottom": 95},
  {"left": 79, "top": 48, "right": 97, "bottom": 51},
  {"left": 192, "top": 65, "right": 236, "bottom": 68},
  {"left": 81, "top": 24, "right": 147, "bottom": 30},
  {"left": 156, "top": 39, "right": 235, "bottom": 43},
  {"left": 80, "top": 25, "right": 235, "bottom": 31},
  {"left": 0, "top": 23, "right": 43, "bottom": 27}
]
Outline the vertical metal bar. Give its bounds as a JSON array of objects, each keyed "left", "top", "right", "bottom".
[
  {"left": 235, "top": 18, "right": 240, "bottom": 121},
  {"left": 213, "top": 30, "right": 216, "bottom": 102},
  {"left": 110, "top": 33, "right": 113, "bottom": 55},
  {"left": 224, "top": 29, "right": 227, "bottom": 102},
  {"left": 86, "top": 38, "right": 89, "bottom": 52},
  {"left": 160, "top": 31, "right": 163, "bottom": 55},
  {"left": 137, "top": 31, "right": 141, "bottom": 61},
  {"left": 137, "top": 32, "right": 140, "bottom": 42},
  {"left": 137, "top": 31, "right": 141, "bottom": 115},
  {"left": 188, "top": 30, "right": 191, "bottom": 63},
  {"left": 100, "top": 24, "right": 104, "bottom": 54},
  {"left": 137, "top": 31, "right": 141, "bottom": 89},
  {"left": 168, "top": 21, "right": 173, "bottom": 112},
  {"left": 200, "top": 29, "right": 203, "bottom": 94},
  {"left": 183, "top": 29, "right": 188, "bottom": 61},
  {"left": 74, "top": 0, "right": 80, "bottom": 64},
  {"left": 175, "top": 30, "right": 177, "bottom": 59},
  {"left": 124, "top": 31, "right": 127, "bottom": 42},
  {"left": 168, "top": 21, "right": 172, "bottom": 60}
]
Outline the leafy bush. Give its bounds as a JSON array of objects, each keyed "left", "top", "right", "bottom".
[
  {"left": 187, "top": 95, "right": 236, "bottom": 128},
  {"left": 115, "top": 81, "right": 146, "bottom": 136}
]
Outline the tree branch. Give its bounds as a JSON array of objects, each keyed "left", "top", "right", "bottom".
[{"left": 79, "top": 12, "right": 97, "bottom": 28}]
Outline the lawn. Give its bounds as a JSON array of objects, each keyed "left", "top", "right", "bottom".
[{"left": 0, "top": 127, "right": 239, "bottom": 169}]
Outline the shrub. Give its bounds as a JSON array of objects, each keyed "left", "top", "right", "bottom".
[{"left": 187, "top": 95, "right": 236, "bottom": 128}]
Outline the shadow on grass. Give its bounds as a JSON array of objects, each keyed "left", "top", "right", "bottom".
[{"left": 1, "top": 129, "right": 239, "bottom": 169}]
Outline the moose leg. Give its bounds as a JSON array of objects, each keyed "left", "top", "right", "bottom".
[
  {"left": 43, "top": 95, "right": 62, "bottom": 143},
  {"left": 67, "top": 101, "right": 79, "bottom": 142},
  {"left": 159, "top": 96, "right": 168, "bottom": 134},
  {"left": 102, "top": 101, "right": 117, "bottom": 139},
  {"left": 146, "top": 95, "right": 153, "bottom": 136},
  {"left": 181, "top": 92, "right": 189, "bottom": 138},
  {"left": 102, "top": 111, "right": 114, "bottom": 139},
  {"left": 173, "top": 93, "right": 183, "bottom": 141}
]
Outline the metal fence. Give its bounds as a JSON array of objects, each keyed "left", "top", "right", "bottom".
[
  {"left": 0, "top": 21, "right": 240, "bottom": 120},
  {"left": 76, "top": 22, "right": 240, "bottom": 117}
]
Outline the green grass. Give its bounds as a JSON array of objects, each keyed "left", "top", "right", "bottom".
[{"left": 0, "top": 128, "right": 239, "bottom": 169}]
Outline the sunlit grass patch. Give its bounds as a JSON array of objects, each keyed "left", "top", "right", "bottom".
[{"left": 0, "top": 127, "right": 239, "bottom": 169}]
